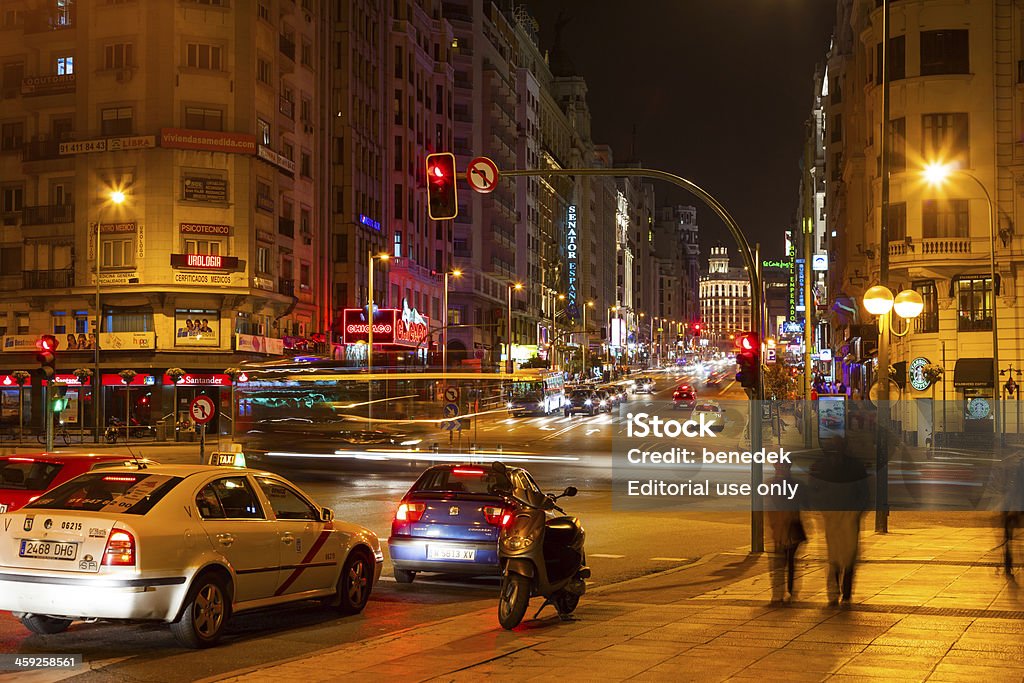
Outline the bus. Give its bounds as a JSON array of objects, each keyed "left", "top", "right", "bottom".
[{"left": 505, "top": 369, "right": 566, "bottom": 416}]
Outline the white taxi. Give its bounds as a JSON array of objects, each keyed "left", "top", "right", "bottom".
[{"left": 0, "top": 463, "right": 382, "bottom": 648}]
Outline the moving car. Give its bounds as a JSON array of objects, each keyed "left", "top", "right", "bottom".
[
  {"left": 388, "top": 463, "right": 534, "bottom": 582},
  {"left": 603, "top": 384, "right": 629, "bottom": 404},
  {"left": 592, "top": 389, "right": 613, "bottom": 413},
  {"left": 565, "top": 389, "right": 598, "bottom": 416},
  {"left": 705, "top": 372, "right": 724, "bottom": 387},
  {"left": 672, "top": 384, "right": 697, "bottom": 410},
  {"left": 0, "top": 453, "right": 158, "bottom": 514},
  {"left": 0, "top": 463, "right": 382, "bottom": 648},
  {"left": 691, "top": 401, "right": 726, "bottom": 431},
  {"left": 633, "top": 377, "right": 655, "bottom": 394}
]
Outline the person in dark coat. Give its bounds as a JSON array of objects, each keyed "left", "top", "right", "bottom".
[
  {"left": 766, "top": 461, "right": 807, "bottom": 605},
  {"left": 999, "top": 454, "right": 1024, "bottom": 579},
  {"left": 810, "top": 438, "right": 870, "bottom": 606}
]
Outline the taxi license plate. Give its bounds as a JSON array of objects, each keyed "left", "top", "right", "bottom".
[
  {"left": 427, "top": 546, "right": 475, "bottom": 561},
  {"left": 20, "top": 540, "right": 78, "bottom": 561}
]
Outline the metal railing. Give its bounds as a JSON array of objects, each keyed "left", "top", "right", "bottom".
[
  {"left": 23, "top": 268, "right": 74, "bottom": 289},
  {"left": 22, "top": 203, "right": 74, "bottom": 225}
]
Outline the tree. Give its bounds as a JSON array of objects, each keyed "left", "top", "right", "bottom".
[{"left": 762, "top": 360, "right": 797, "bottom": 400}]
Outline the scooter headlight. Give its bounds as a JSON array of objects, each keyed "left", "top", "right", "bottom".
[{"left": 505, "top": 535, "right": 535, "bottom": 550}]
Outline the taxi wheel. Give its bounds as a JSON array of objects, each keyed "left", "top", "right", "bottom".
[
  {"left": 21, "top": 615, "right": 72, "bottom": 635},
  {"left": 336, "top": 550, "right": 373, "bottom": 614},
  {"left": 171, "top": 574, "right": 230, "bottom": 648},
  {"left": 393, "top": 568, "right": 416, "bottom": 584}
]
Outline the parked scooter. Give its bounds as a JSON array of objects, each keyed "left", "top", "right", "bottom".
[{"left": 488, "top": 461, "right": 589, "bottom": 629}]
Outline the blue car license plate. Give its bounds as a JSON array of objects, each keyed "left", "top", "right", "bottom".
[{"left": 427, "top": 546, "right": 475, "bottom": 561}]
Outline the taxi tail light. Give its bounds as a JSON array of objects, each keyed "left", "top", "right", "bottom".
[
  {"left": 483, "top": 505, "right": 514, "bottom": 527},
  {"left": 395, "top": 502, "right": 425, "bottom": 523},
  {"left": 102, "top": 530, "right": 136, "bottom": 566}
]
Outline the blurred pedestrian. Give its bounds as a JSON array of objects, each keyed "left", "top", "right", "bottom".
[
  {"left": 1000, "top": 454, "right": 1024, "bottom": 579},
  {"left": 811, "top": 438, "right": 869, "bottom": 606},
  {"left": 766, "top": 461, "right": 806, "bottom": 605}
]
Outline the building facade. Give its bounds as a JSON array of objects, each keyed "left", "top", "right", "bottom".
[{"left": 699, "top": 246, "right": 752, "bottom": 349}]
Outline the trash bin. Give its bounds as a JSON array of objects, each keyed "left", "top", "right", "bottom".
[{"left": 156, "top": 423, "right": 168, "bottom": 442}]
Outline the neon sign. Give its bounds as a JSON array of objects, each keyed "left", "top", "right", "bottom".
[{"left": 566, "top": 205, "right": 578, "bottom": 319}]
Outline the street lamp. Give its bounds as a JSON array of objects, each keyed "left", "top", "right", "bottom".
[
  {"left": 549, "top": 292, "right": 565, "bottom": 371},
  {"left": 506, "top": 282, "right": 523, "bottom": 374},
  {"left": 366, "top": 252, "right": 389, "bottom": 429},
  {"left": 581, "top": 300, "right": 594, "bottom": 380},
  {"left": 923, "top": 162, "right": 1000, "bottom": 443},
  {"left": 862, "top": 284, "right": 923, "bottom": 534},
  {"left": 94, "top": 189, "right": 126, "bottom": 442},
  {"left": 442, "top": 269, "right": 462, "bottom": 374}
]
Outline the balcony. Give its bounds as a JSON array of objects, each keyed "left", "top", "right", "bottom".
[
  {"left": 256, "top": 194, "right": 274, "bottom": 213},
  {"left": 278, "top": 217, "right": 295, "bottom": 238},
  {"left": 889, "top": 237, "right": 972, "bottom": 258},
  {"left": 23, "top": 269, "right": 74, "bottom": 289},
  {"left": 391, "top": 256, "right": 442, "bottom": 284},
  {"left": 279, "top": 34, "right": 296, "bottom": 62},
  {"left": 22, "top": 203, "right": 74, "bottom": 226},
  {"left": 279, "top": 278, "right": 295, "bottom": 295},
  {"left": 22, "top": 138, "right": 62, "bottom": 161},
  {"left": 23, "top": 8, "right": 75, "bottom": 34},
  {"left": 279, "top": 96, "right": 294, "bottom": 119}
]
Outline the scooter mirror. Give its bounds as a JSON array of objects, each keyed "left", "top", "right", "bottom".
[{"left": 562, "top": 486, "right": 578, "bottom": 497}]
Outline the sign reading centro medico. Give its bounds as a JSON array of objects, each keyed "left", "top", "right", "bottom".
[{"left": 566, "top": 205, "right": 578, "bottom": 316}]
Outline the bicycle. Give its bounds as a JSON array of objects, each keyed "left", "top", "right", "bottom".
[{"left": 37, "top": 424, "right": 72, "bottom": 447}]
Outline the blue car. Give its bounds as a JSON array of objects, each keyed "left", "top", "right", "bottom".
[{"left": 388, "top": 464, "right": 528, "bottom": 583}]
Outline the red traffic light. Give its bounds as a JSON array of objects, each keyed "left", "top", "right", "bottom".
[
  {"left": 736, "top": 332, "right": 758, "bottom": 352},
  {"left": 37, "top": 334, "right": 58, "bottom": 352},
  {"left": 425, "top": 152, "right": 458, "bottom": 220}
]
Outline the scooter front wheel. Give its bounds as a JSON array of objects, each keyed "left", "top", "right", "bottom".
[{"left": 497, "top": 573, "right": 530, "bottom": 630}]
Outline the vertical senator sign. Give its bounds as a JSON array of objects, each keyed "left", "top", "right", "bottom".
[{"left": 566, "top": 204, "right": 578, "bottom": 320}]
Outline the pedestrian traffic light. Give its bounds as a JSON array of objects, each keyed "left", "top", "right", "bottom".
[
  {"left": 735, "top": 332, "right": 760, "bottom": 390},
  {"left": 52, "top": 384, "right": 69, "bottom": 413},
  {"left": 425, "top": 152, "right": 458, "bottom": 220},
  {"left": 693, "top": 322, "right": 702, "bottom": 335},
  {"left": 36, "top": 334, "right": 58, "bottom": 381}
]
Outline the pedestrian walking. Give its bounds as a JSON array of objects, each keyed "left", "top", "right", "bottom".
[
  {"left": 810, "top": 438, "right": 869, "bottom": 606},
  {"left": 766, "top": 461, "right": 806, "bottom": 605},
  {"left": 999, "top": 453, "right": 1024, "bottom": 579}
]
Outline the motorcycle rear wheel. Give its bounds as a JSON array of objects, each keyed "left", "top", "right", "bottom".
[
  {"left": 553, "top": 590, "right": 580, "bottom": 616},
  {"left": 497, "top": 573, "right": 530, "bottom": 630}
]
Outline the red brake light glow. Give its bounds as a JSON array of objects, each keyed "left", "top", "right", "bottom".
[
  {"left": 102, "top": 530, "right": 136, "bottom": 566},
  {"left": 451, "top": 468, "right": 484, "bottom": 476},
  {"left": 483, "top": 505, "right": 514, "bottom": 527},
  {"left": 102, "top": 475, "right": 139, "bottom": 482},
  {"left": 395, "top": 502, "right": 425, "bottom": 523}
]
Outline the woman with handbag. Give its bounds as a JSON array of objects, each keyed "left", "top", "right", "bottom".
[{"left": 766, "top": 461, "right": 807, "bottom": 605}]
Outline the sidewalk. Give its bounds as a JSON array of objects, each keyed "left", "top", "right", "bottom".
[{"left": 209, "top": 518, "right": 1024, "bottom": 682}]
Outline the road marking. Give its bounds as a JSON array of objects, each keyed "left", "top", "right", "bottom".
[
  {"left": 650, "top": 557, "right": 689, "bottom": 562},
  {"left": 589, "top": 553, "right": 625, "bottom": 559},
  {"left": 585, "top": 428, "right": 600, "bottom": 435}
]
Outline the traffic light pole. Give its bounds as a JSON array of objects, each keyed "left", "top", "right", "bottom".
[
  {"left": 502, "top": 166, "right": 763, "bottom": 552},
  {"left": 44, "top": 384, "right": 53, "bottom": 452}
]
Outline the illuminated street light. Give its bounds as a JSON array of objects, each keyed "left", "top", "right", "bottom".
[{"left": 94, "top": 189, "right": 127, "bottom": 442}]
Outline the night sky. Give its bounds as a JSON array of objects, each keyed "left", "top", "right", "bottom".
[{"left": 521, "top": 0, "right": 837, "bottom": 261}]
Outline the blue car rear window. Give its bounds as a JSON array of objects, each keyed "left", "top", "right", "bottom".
[{"left": 415, "top": 468, "right": 493, "bottom": 494}]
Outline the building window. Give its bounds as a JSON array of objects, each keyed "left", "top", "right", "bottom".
[
  {"left": 104, "top": 43, "right": 134, "bottom": 70},
  {"left": 300, "top": 262, "right": 310, "bottom": 288},
  {"left": 922, "top": 198, "right": 968, "bottom": 238},
  {"left": 957, "top": 276, "right": 991, "bottom": 332},
  {"left": 56, "top": 55, "right": 74, "bottom": 75},
  {"left": 887, "top": 202, "right": 907, "bottom": 242},
  {"left": 2, "top": 185, "right": 24, "bottom": 213},
  {"left": 393, "top": 184, "right": 402, "bottom": 219},
  {"left": 922, "top": 113, "right": 969, "bottom": 166},
  {"left": 257, "top": 118, "right": 271, "bottom": 145},
  {"left": 334, "top": 233, "right": 348, "bottom": 262},
  {"left": 186, "top": 43, "right": 222, "bottom": 70},
  {"left": 301, "top": 40, "right": 312, "bottom": 68},
  {"left": 921, "top": 29, "right": 969, "bottom": 76},
  {"left": 257, "top": 57, "right": 272, "bottom": 85},
  {"left": 101, "top": 106, "right": 133, "bottom": 135},
  {"left": 256, "top": 246, "right": 270, "bottom": 274},
  {"left": 913, "top": 280, "right": 938, "bottom": 333},
  {"left": 1, "top": 121, "right": 24, "bottom": 151},
  {"left": 888, "top": 117, "right": 906, "bottom": 172},
  {"left": 875, "top": 34, "right": 905, "bottom": 84},
  {"left": 393, "top": 230, "right": 402, "bottom": 257},
  {"left": 184, "top": 106, "right": 223, "bottom": 131},
  {"left": 101, "top": 236, "right": 135, "bottom": 269},
  {"left": 300, "top": 207, "right": 311, "bottom": 234},
  {"left": 257, "top": 0, "right": 269, "bottom": 22},
  {"left": 183, "top": 238, "right": 222, "bottom": 255}
]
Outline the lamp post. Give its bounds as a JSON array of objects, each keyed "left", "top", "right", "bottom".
[
  {"left": 366, "top": 252, "right": 389, "bottom": 428},
  {"left": 550, "top": 293, "right": 565, "bottom": 370},
  {"left": 923, "top": 162, "right": 1000, "bottom": 445},
  {"left": 862, "top": 285, "right": 923, "bottom": 533},
  {"left": 94, "top": 189, "right": 126, "bottom": 442},
  {"left": 442, "top": 269, "right": 462, "bottom": 375},
  {"left": 506, "top": 282, "right": 523, "bottom": 374},
  {"left": 581, "top": 301, "right": 594, "bottom": 380}
]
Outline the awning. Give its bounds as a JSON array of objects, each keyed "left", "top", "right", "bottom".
[{"left": 953, "top": 358, "right": 994, "bottom": 388}]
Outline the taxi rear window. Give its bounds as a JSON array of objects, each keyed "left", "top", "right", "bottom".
[
  {"left": 414, "top": 467, "right": 495, "bottom": 495},
  {"left": 0, "top": 460, "right": 62, "bottom": 491},
  {"left": 26, "top": 473, "right": 181, "bottom": 515}
]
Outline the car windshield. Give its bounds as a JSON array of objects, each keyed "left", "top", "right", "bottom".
[
  {"left": 415, "top": 467, "right": 496, "bottom": 495},
  {"left": 570, "top": 391, "right": 591, "bottom": 399},
  {"left": 26, "top": 472, "right": 182, "bottom": 515},
  {"left": 0, "top": 459, "right": 62, "bottom": 491}
]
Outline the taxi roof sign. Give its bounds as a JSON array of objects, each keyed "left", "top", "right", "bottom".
[{"left": 208, "top": 452, "right": 246, "bottom": 468}]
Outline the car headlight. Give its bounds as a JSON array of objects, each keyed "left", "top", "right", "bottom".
[
  {"left": 507, "top": 402, "right": 514, "bottom": 409},
  {"left": 538, "top": 401, "right": 545, "bottom": 408},
  {"left": 600, "top": 400, "right": 607, "bottom": 406},
  {"left": 584, "top": 399, "right": 592, "bottom": 406},
  {"left": 400, "top": 438, "right": 422, "bottom": 446}
]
